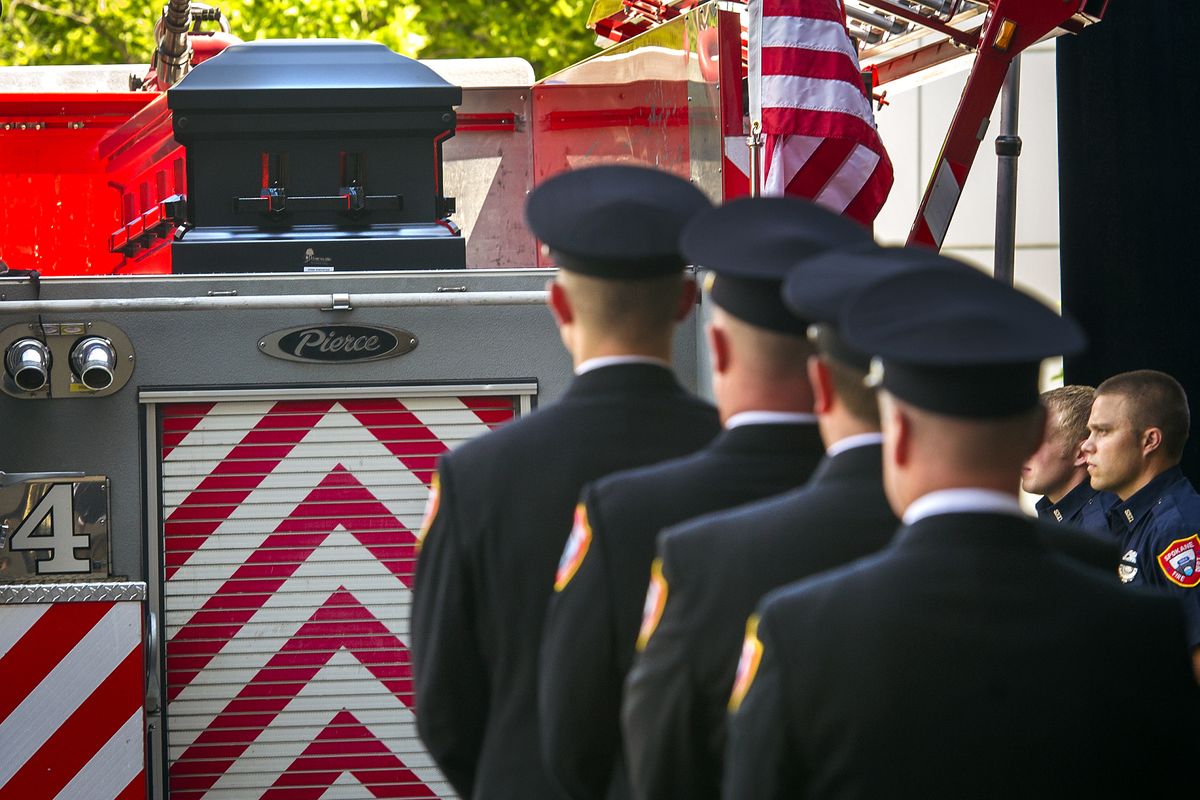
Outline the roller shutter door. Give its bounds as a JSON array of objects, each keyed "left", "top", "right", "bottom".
[{"left": 155, "top": 391, "right": 522, "bottom": 799}]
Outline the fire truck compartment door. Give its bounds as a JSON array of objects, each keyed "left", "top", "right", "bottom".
[{"left": 149, "top": 385, "right": 531, "bottom": 799}]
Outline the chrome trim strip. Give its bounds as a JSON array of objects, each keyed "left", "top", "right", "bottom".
[
  {"left": 138, "top": 382, "right": 539, "bottom": 403},
  {"left": 0, "top": 581, "right": 147, "bottom": 603}
]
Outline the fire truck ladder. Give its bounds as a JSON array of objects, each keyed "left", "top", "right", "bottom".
[{"left": 589, "top": 0, "right": 1109, "bottom": 251}]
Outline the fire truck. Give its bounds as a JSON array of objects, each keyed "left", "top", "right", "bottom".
[{"left": 0, "top": 2, "right": 1106, "bottom": 797}]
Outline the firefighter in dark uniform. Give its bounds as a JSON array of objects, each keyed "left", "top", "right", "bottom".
[
  {"left": 536, "top": 197, "right": 873, "bottom": 800},
  {"left": 1083, "top": 369, "right": 1200, "bottom": 680},
  {"left": 1021, "top": 385, "right": 1115, "bottom": 534},
  {"left": 409, "top": 165, "right": 721, "bottom": 800},
  {"left": 724, "top": 268, "right": 1199, "bottom": 799},
  {"left": 619, "top": 247, "right": 936, "bottom": 800}
]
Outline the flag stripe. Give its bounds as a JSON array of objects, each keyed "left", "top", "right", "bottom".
[
  {"left": 762, "top": 134, "right": 822, "bottom": 195},
  {"left": 815, "top": 143, "right": 883, "bottom": 213},
  {"left": 746, "top": 0, "right": 894, "bottom": 222},
  {"left": 760, "top": 15, "right": 857, "bottom": 59},
  {"left": 761, "top": 74, "right": 876, "bottom": 127},
  {"left": 774, "top": 136, "right": 856, "bottom": 199},
  {"left": 760, "top": 46, "right": 869, "bottom": 90}
]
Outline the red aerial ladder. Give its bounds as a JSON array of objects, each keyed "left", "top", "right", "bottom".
[{"left": 590, "top": 0, "right": 1109, "bottom": 250}]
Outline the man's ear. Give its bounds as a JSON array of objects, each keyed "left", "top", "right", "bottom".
[
  {"left": 674, "top": 276, "right": 698, "bottom": 322},
  {"left": 808, "top": 356, "right": 835, "bottom": 415},
  {"left": 547, "top": 278, "right": 573, "bottom": 327},
  {"left": 1142, "top": 426, "right": 1164, "bottom": 458},
  {"left": 707, "top": 322, "right": 731, "bottom": 375},
  {"left": 890, "top": 401, "right": 911, "bottom": 469}
]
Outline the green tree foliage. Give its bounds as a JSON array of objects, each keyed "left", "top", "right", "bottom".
[
  {"left": 415, "top": 1, "right": 597, "bottom": 78},
  {"left": 0, "top": 0, "right": 599, "bottom": 77}
]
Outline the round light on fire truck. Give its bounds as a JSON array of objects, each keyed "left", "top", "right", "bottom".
[
  {"left": 70, "top": 336, "right": 117, "bottom": 391},
  {"left": 5, "top": 338, "right": 52, "bottom": 392}
]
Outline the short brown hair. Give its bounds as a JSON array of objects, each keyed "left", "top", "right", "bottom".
[
  {"left": 558, "top": 270, "right": 686, "bottom": 341},
  {"left": 1041, "top": 385, "right": 1094, "bottom": 449},
  {"left": 828, "top": 358, "right": 880, "bottom": 426},
  {"left": 1096, "top": 370, "right": 1190, "bottom": 462}
]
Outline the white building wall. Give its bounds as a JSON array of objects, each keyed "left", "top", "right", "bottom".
[{"left": 871, "top": 39, "right": 1061, "bottom": 309}]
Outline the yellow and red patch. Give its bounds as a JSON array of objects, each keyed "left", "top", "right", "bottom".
[
  {"left": 415, "top": 473, "right": 441, "bottom": 552},
  {"left": 1157, "top": 534, "right": 1200, "bottom": 588},
  {"left": 728, "top": 614, "right": 764, "bottom": 712},
  {"left": 635, "top": 558, "right": 669, "bottom": 652},
  {"left": 554, "top": 504, "right": 593, "bottom": 592}
]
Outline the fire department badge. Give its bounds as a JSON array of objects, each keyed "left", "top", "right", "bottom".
[
  {"left": 635, "top": 558, "right": 669, "bottom": 651},
  {"left": 554, "top": 504, "right": 592, "bottom": 592},
  {"left": 415, "top": 474, "right": 440, "bottom": 550},
  {"left": 1117, "top": 548, "right": 1138, "bottom": 583},
  {"left": 728, "top": 615, "right": 764, "bottom": 713},
  {"left": 1157, "top": 534, "right": 1200, "bottom": 588}
]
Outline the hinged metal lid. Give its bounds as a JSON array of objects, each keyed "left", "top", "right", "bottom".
[{"left": 168, "top": 39, "right": 462, "bottom": 111}]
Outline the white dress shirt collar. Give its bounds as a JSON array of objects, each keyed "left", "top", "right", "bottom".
[
  {"left": 902, "top": 488, "right": 1026, "bottom": 526},
  {"left": 724, "top": 410, "right": 818, "bottom": 429},
  {"left": 575, "top": 355, "right": 672, "bottom": 375},
  {"left": 825, "top": 431, "right": 884, "bottom": 459}
]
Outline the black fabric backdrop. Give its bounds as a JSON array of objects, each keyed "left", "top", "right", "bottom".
[{"left": 1058, "top": 3, "right": 1200, "bottom": 480}]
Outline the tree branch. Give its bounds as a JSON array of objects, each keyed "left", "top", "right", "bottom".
[{"left": 9, "top": 0, "right": 133, "bottom": 61}]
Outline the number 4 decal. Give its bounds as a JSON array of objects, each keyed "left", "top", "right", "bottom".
[{"left": 10, "top": 483, "right": 91, "bottom": 573}]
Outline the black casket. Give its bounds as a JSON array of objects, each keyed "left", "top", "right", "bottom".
[{"left": 168, "top": 39, "right": 465, "bottom": 273}]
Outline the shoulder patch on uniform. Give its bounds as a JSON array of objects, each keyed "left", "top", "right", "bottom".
[
  {"left": 728, "top": 614, "right": 764, "bottom": 713},
  {"left": 635, "top": 558, "right": 669, "bottom": 652},
  {"left": 415, "top": 473, "right": 441, "bottom": 552},
  {"left": 1157, "top": 534, "right": 1200, "bottom": 588},
  {"left": 554, "top": 504, "right": 593, "bottom": 592}
]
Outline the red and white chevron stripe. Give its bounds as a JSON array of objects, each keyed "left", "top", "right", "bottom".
[
  {"left": 159, "top": 395, "right": 513, "bottom": 799},
  {"left": 0, "top": 600, "right": 146, "bottom": 799}
]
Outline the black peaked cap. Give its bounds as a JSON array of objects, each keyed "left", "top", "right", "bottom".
[
  {"left": 784, "top": 246, "right": 974, "bottom": 369},
  {"left": 840, "top": 267, "right": 1087, "bottom": 418},
  {"left": 681, "top": 197, "right": 875, "bottom": 335},
  {"left": 525, "top": 165, "right": 713, "bottom": 279}
]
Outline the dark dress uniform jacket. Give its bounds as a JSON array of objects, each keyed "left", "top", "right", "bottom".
[
  {"left": 539, "top": 421, "right": 826, "bottom": 800},
  {"left": 622, "top": 441, "right": 897, "bottom": 800},
  {"left": 725, "top": 510, "right": 1200, "bottom": 800},
  {"left": 410, "top": 363, "right": 720, "bottom": 800}
]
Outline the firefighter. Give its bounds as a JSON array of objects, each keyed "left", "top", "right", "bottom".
[
  {"left": 619, "top": 246, "right": 941, "bottom": 800},
  {"left": 1021, "top": 385, "right": 1114, "bottom": 533},
  {"left": 723, "top": 267, "right": 1199, "bottom": 799},
  {"left": 409, "top": 165, "right": 721, "bottom": 800},
  {"left": 537, "top": 197, "right": 873, "bottom": 800},
  {"left": 1084, "top": 369, "right": 1200, "bottom": 679}
]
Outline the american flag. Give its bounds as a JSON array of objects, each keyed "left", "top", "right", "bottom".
[{"left": 747, "top": 0, "right": 894, "bottom": 224}]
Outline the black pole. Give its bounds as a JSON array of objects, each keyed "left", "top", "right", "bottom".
[{"left": 993, "top": 57, "right": 1021, "bottom": 286}]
